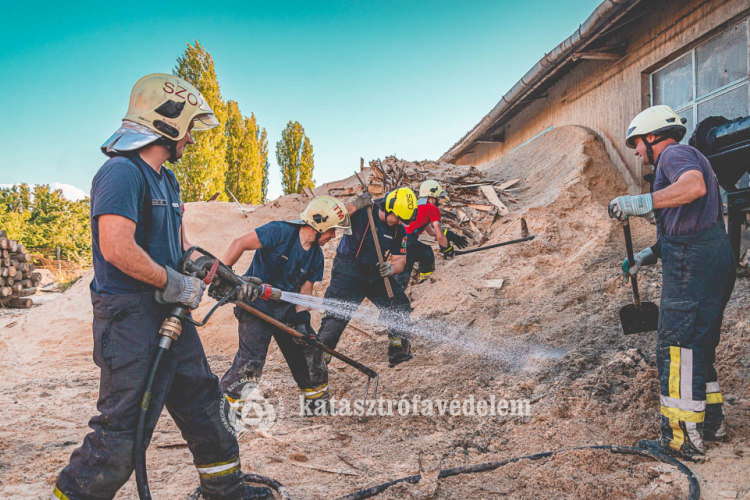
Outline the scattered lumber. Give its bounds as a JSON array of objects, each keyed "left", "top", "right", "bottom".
[
  {"left": 363, "top": 156, "right": 520, "bottom": 245},
  {"left": 0, "top": 233, "right": 40, "bottom": 308}
]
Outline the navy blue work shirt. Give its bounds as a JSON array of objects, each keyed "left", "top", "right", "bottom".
[
  {"left": 90, "top": 155, "right": 184, "bottom": 295},
  {"left": 245, "top": 221, "right": 324, "bottom": 292},
  {"left": 336, "top": 199, "right": 407, "bottom": 265},
  {"left": 653, "top": 143, "right": 722, "bottom": 236}
]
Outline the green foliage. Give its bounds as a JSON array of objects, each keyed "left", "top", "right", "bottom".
[
  {"left": 276, "top": 121, "right": 315, "bottom": 195},
  {"left": 173, "top": 40, "right": 228, "bottom": 202},
  {"left": 0, "top": 185, "right": 91, "bottom": 265},
  {"left": 225, "top": 100, "right": 270, "bottom": 204}
]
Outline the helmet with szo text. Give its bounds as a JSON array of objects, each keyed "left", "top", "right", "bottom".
[
  {"left": 384, "top": 187, "right": 418, "bottom": 223},
  {"left": 101, "top": 73, "right": 219, "bottom": 158}
]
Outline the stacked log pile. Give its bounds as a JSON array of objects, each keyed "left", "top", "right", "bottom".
[
  {"left": 348, "top": 157, "right": 522, "bottom": 245},
  {"left": 0, "top": 230, "right": 40, "bottom": 308}
]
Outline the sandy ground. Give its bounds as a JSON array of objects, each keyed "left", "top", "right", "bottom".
[{"left": 1, "top": 126, "right": 749, "bottom": 499}]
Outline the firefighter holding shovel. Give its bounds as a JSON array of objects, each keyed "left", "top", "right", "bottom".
[{"left": 608, "top": 105, "right": 735, "bottom": 460}]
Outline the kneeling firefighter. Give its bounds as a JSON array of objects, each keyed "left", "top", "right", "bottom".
[
  {"left": 609, "top": 105, "right": 736, "bottom": 459},
  {"left": 395, "top": 180, "right": 468, "bottom": 287},
  {"left": 52, "top": 74, "right": 271, "bottom": 500},
  {"left": 315, "top": 186, "right": 417, "bottom": 375},
  {"left": 216, "top": 195, "right": 360, "bottom": 416}
]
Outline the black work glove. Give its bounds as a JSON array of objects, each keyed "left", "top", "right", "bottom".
[
  {"left": 444, "top": 230, "right": 468, "bottom": 249},
  {"left": 289, "top": 310, "right": 318, "bottom": 345},
  {"left": 440, "top": 244, "right": 455, "bottom": 260},
  {"left": 236, "top": 276, "right": 263, "bottom": 302}
]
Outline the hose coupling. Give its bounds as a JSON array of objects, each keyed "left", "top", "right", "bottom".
[{"left": 159, "top": 316, "right": 183, "bottom": 341}]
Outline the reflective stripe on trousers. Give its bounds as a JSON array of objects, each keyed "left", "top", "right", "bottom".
[{"left": 657, "top": 221, "right": 735, "bottom": 453}]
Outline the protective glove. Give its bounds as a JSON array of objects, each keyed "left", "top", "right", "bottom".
[
  {"left": 608, "top": 194, "right": 654, "bottom": 221},
  {"left": 378, "top": 261, "right": 394, "bottom": 277},
  {"left": 236, "top": 276, "right": 263, "bottom": 302},
  {"left": 622, "top": 247, "right": 657, "bottom": 280},
  {"left": 289, "top": 310, "right": 318, "bottom": 345},
  {"left": 352, "top": 192, "right": 373, "bottom": 211},
  {"left": 440, "top": 244, "right": 455, "bottom": 260},
  {"left": 444, "top": 229, "right": 468, "bottom": 249},
  {"left": 163, "top": 266, "right": 206, "bottom": 309}
]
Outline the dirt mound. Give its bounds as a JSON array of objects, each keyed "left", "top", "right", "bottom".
[{"left": 1, "top": 126, "right": 748, "bottom": 499}]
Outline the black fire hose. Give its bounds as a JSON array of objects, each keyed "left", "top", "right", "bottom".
[
  {"left": 332, "top": 445, "right": 700, "bottom": 500},
  {"left": 188, "top": 473, "right": 291, "bottom": 500},
  {"left": 135, "top": 346, "right": 167, "bottom": 500}
]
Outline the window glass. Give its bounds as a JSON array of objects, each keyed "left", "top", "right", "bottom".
[
  {"left": 697, "top": 83, "right": 750, "bottom": 121},
  {"left": 696, "top": 22, "right": 748, "bottom": 97},
  {"left": 677, "top": 108, "right": 693, "bottom": 144},
  {"left": 652, "top": 54, "right": 693, "bottom": 109}
]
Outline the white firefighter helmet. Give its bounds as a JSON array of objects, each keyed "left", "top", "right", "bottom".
[
  {"left": 419, "top": 180, "right": 444, "bottom": 198},
  {"left": 625, "top": 105, "right": 687, "bottom": 149},
  {"left": 299, "top": 195, "right": 352, "bottom": 235},
  {"left": 101, "top": 73, "right": 219, "bottom": 157}
]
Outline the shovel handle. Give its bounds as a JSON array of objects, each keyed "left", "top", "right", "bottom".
[
  {"left": 354, "top": 171, "right": 395, "bottom": 300},
  {"left": 622, "top": 219, "right": 642, "bottom": 308},
  {"left": 236, "top": 301, "right": 378, "bottom": 379}
]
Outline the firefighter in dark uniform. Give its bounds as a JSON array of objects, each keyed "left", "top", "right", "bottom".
[
  {"left": 52, "top": 74, "right": 271, "bottom": 499},
  {"left": 215, "top": 195, "right": 353, "bottom": 418},
  {"left": 610, "top": 105, "right": 736, "bottom": 460},
  {"left": 314, "top": 187, "right": 418, "bottom": 377},
  {"left": 395, "top": 180, "right": 468, "bottom": 287}
]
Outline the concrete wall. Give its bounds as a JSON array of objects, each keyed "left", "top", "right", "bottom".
[{"left": 453, "top": 0, "right": 750, "bottom": 193}]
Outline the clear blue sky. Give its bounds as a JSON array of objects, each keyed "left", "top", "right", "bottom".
[{"left": 1, "top": 0, "right": 602, "bottom": 201}]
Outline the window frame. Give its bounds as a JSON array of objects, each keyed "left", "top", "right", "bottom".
[{"left": 649, "top": 19, "right": 750, "bottom": 139}]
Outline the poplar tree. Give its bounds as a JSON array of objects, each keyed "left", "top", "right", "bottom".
[
  {"left": 172, "top": 40, "right": 228, "bottom": 201},
  {"left": 276, "top": 121, "right": 315, "bottom": 195},
  {"left": 225, "top": 100, "right": 269, "bottom": 204}
]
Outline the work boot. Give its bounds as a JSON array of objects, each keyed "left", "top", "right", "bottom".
[
  {"left": 202, "top": 484, "right": 273, "bottom": 500},
  {"left": 301, "top": 393, "right": 335, "bottom": 417},
  {"left": 637, "top": 439, "right": 704, "bottom": 462},
  {"left": 388, "top": 338, "right": 414, "bottom": 367},
  {"left": 418, "top": 271, "right": 433, "bottom": 284},
  {"left": 704, "top": 420, "right": 728, "bottom": 442}
]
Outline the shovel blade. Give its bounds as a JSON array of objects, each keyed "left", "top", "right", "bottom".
[{"left": 619, "top": 302, "right": 659, "bottom": 335}]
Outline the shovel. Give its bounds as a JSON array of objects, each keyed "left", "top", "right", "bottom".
[{"left": 619, "top": 219, "right": 659, "bottom": 335}]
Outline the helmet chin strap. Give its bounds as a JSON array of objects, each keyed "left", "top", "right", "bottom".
[
  {"left": 642, "top": 135, "right": 670, "bottom": 165},
  {"left": 155, "top": 137, "right": 179, "bottom": 163}
]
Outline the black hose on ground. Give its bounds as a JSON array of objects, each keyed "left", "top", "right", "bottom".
[
  {"left": 135, "top": 346, "right": 166, "bottom": 500},
  {"left": 332, "top": 445, "right": 700, "bottom": 500},
  {"left": 187, "top": 473, "right": 291, "bottom": 500}
]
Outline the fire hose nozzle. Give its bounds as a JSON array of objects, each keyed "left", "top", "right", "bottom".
[{"left": 259, "top": 284, "right": 282, "bottom": 301}]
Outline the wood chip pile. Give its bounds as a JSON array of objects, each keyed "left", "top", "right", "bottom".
[
  {"left": 0, "top": 230, "right": 41, "bottom": 308},
  {"left": 362, "top": 157, "right": 522, "bottom": 245}
]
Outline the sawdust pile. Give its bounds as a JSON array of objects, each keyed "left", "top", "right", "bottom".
[{"left": 1, "top": 126, "right": 748, "bottom": 499}]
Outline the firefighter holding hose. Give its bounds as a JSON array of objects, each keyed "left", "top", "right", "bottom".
[
  {"left": 609, "top": 105, "right": 736, "bottom": 460},
  {"left": 52, "top": 74, "right": 271, "bottom": 500},
  {"left": 215, "top": 194, "right": 366, "bottom": 417}
]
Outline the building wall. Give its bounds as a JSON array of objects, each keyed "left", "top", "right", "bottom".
[{"left": 454, "top": 0, "right": 750, "bottom": 193}]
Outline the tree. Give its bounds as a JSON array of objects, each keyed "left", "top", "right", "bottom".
[
  {"left": 225, "top": 100, "right": 269, "bottom": 204},
  {"left": 276, "top": 121, "right": 315, "bottom": 195},
  {"left": 0, "top": 185, "right": 91, "bottom": 265},
  {"left": 172, "top": 40, "right": 228, "bottom": 202}
]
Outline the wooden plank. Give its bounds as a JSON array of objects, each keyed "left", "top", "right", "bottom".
[
  {"left": 466, "top": 204, "right": 495, "bottom": 212},
  {"left": 456, "top": 208, "right": 480, "bottom": 235},
  {"left": 481, "top": 279, "right": 505, "bottom": 289},
  {"left": 496, "top": 178, "right": 520, "bottom": 191},
  {"left": 480, "top": 185, "right": 509, "bottom": 216},
  {"left": 302, "top": 187, "right": 315, "bottom": 198}
]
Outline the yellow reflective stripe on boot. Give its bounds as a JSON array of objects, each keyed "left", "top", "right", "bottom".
[
  {"left": 418, "top": 271, "right": 433, "bottom": 281},
  {"left": 324, "top": 353, "right": 332, "bottom": 364},
  {"left": 51, "top": 487, "right": 69, "bottom": 500},
  {"left": 302, "top": 383, "right": 329, "bottom": 400},
  {"left": 195, "top": 457, "right": 241, "bottom": 478},
  {"left": 225, "top": 394, "right": 245, "bottom": 411},
  {"left": 388, "top": 336, "right": 402, "bottom": 347},
  {"left": 660, "top": 405, "right": 705, "bottom": 423},
  {"left": 668, "top": 418, "right": 685, "bottom": 451}
]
